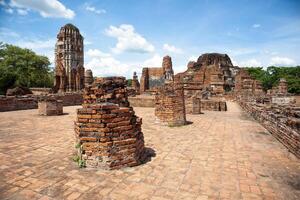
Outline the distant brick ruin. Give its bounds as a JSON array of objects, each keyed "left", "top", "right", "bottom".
[
  {"left": 234, "top": 68, "right": 264, "bottom": 96},
  {"left": 268, "top": 78, "right": 288, "bottom": 96},
  {"left": 155, "top": 83, "right": 186, "bottom": 126},
  {"left": 132, "top": 71, "right": 140, "bottom": 93},
  {"left": 140, "top": 55, "right": 174, "bottom": 93},
  {"left": 84, "top": 69, "right": 93, "bottom": 88},
  {"left": 175, "top": 53, "right": 239, "bottom": 95},
  {"left": 54, "top": 24, "right": 85, "bottom": 93},
  {"left": 74, "top": 77, "right": 146, "bottom": 169}
]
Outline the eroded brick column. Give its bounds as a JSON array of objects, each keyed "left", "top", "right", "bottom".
[
  {"left": 155, "top": 84, "right": 186, "bottom": 126},
  {"left": 74, "top": 77, "right": 145, "bottom": 169}
]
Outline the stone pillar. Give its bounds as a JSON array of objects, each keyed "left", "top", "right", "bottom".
[
  {"left": 84, "top": 69, "right": 93, "bottom": 88},
  {"left": 38, "top": 98, "right": 63, "bottom": 116},
  {"left": 192, "top": 97, "right": 201, "bottom": 114},
  {"left": 132, "top": 71, "right": 140, "bottom": 93},
  {"left": 140, "top": 68, "right": 149, "bottom": 94}
]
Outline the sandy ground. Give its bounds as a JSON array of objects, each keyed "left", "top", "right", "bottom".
[{"left": 0, "top": 102, "right": 299, "bottom": 200}]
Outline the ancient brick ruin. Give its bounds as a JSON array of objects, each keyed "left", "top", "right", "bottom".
[
  {"left": 140, "top": 55, "right": 174, "bottom": 93},
  {"left": 175, "top": 53, "right": 239, "bottom": 95},
  {"left": 155, "top": 83, "right": 186, "bottom": 126},
  {"left": 38, "top": 98, "right": 63, "bottom": 116},
  {"left": 74, "top": 77, "right": 145, "bottom": 169},
  {"left": 234, "top": 69, "right": 264, "bottom": 102},
  {"left": 53, "top": 24, "right": 85, "bottom": 93}
]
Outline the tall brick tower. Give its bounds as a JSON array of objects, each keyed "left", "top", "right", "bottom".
[{"left": 54, "top": 23, "right": 85, "bottom": 92}]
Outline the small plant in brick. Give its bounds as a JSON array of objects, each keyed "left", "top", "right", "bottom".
[
  {"left": 73, "top": 143, "right": 86, "bottom": 168},
  {"left": 72, "top": 155, "right": 86, "bottom": 168}
]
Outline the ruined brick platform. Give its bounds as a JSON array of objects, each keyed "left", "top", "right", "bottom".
[{"left": 0, "top": 103, "right": 299, "bottom": 199}]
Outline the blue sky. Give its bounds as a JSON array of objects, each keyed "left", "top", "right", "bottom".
[{"left": 0, "top": 0, "right": 299, "bottom": 78}]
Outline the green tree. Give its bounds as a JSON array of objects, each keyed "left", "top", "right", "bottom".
[
  {"left": 245, "top": 66, "right": 300, "bottom": 94},
  {"left": 0, "top": 42, "right": 54, "bottom": 94}
]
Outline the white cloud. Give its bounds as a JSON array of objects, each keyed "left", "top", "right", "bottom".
[
  {"left": 270, "top": 57, "right": 295, "bottom": 66},
  {"left": 16, "top": 38, "right": 55, "bottom": 50},
  {"left": 252, "top": 24, "right": 261, "bottom": 28},
  {"left": 85, "top": 4, "right": 106, "bottom": 14},
  {"left": 10, "top": 0, "right": 75, "bottom": 19},
  {"left": 0, "top": 27, "right": 20, "bottom": 38},
  {"left": 105, "top": 24, "right": 155, "bottom": 54},
  {"left": 5, "top": 7, "right": 13, "bottom": 13},
  {"left": 85, "top": 48, "right": 131, "bottom": 77},
  {"left": 163, "top": 43, "right": 183, "bottom": 54},
  {"left": 188, "top": 55, "right": 198, "bottom": 62},
  {"left": 0, "top": 0, "right": 6, "bottom": 6},
  {"left": 142, "top": 54, "right": 162, "bottom": 67},
  {"left": 239, "top": 59, "right": 262, "bottom": 67},
  {"left": 16, "top": 8, "right": 27, "bottom": 15},
  {"left": 86, "top": 49, "right": 110, "bottom": 58}
]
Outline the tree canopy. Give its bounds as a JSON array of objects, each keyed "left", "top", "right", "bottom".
[
  {"left": 245, "top": 66, "right": 300, "bottom": 94},
  {"left": 0, "top": 42, "right": 54, "bottom": 94}
]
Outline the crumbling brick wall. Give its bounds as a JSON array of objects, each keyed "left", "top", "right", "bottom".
[
  {"left": 74, "top": 76, "right": 145, "bottom": 169},
  {"left": 83, "top": 77, "right": 129, "bottom": 107},
  {"left": 239, "top": 101, "right": 300, "bottom": 158},
  {"left": 155, "top": 84, "right": 186, "bottom": 126}
]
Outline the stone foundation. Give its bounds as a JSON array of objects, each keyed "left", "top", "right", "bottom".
[
  {"left": 75, "top": 76, "right": 145, "bottom": 169},
  {"left": 239, "top": 101, "right": 300, "bottom": 158},
  {"left": 38, "top": 98, "right": 63, "bottom": 116},
  {"left": 155, "top": 84, "right": 186, "bottom": 126}
]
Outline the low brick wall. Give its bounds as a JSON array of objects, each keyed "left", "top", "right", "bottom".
[
  {"left": 0, "top": 96, "right": 37, "bottom": 112},
  {"left": 201, "top": 100, "right": 227, "bottom": 111},
  {"left": 0, "top": 93, "right": 83, "bottom": 112},
  {"left": 128, "top": 95, "right": 155, "bottom": 107},
  {"left": 239, "top": 101, "right": 300, "bottom": 158}
]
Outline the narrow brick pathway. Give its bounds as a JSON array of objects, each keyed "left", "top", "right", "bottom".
[{"left": 0, "top": 102, "right": 299, "bottom": 200}]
